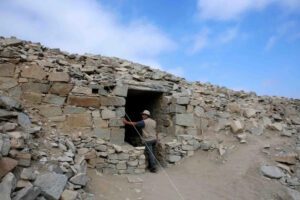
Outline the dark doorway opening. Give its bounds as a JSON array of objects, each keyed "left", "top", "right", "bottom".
[{"left": 125, "top": 89, "right": 163, "bottom": 146}]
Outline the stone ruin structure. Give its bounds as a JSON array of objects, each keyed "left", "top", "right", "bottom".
[{"left": 0, "top": 37, "right": 300, "bottom": 200}]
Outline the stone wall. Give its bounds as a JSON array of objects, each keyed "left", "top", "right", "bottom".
[{"left": 1, "top": 36, "right": 300, "bottom": 169}]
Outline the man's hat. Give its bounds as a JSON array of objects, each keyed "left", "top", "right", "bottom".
[{"left": 141, "top": 110, "right": 150, "bottom": 116}]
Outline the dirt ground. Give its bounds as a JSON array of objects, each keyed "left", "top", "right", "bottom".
[{"left": 86, "top": 133, "right": 293, "bottom": 200}]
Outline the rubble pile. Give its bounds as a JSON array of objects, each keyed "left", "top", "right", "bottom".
[{"left": 0, "top": 36, "right": 300, "bottom": 198}]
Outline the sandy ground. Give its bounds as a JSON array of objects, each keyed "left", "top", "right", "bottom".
[{"left": 86, "top": 133, "right": 292, "bottom": 200}]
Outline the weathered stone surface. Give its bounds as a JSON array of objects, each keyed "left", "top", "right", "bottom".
[
  {"left": 267, "top": 123, "right": 283, "bottom": 131},
  {"left": 12, "top": 185, "right": 41, "bottom": 200},
  {"left": 2, "top": 38, "right": 23, "bottom": 46},
  {"left": 22, "top": 92, "right": 42, "bottom": 104},
  {"left": 67, "top": 96, "right": 100, "bottom": 107},
  {"left": 174, "top": 114, "right": 194, "bottom": 127},
  {"left": 230, "top": 120, "right": 244, "bottom": 134},
  {"left": 2, "top": 122, "right": 17, "bottom": 132},
  {"left": 66, "top": 113, "right": 92, "bottom": 127},
  {"left": 70, "top": 173, "right": 89, "bottom": 186},
  {"left": 93, "top": 118, "right": 108, "bottom": 128},
  {"left": 0, "top": 157, "right": 18, "bottom": 179},
  {"left": 39, "top": 106, "right": 62, "bottom": 117},
  {"left": 166, "top": 155, "right": 181, "bottom": 163},
  {"left": 175, "top": 97, "right": 189, "bottom": 105},
  {"left": 273, "top": 154, "right": 297, "bottom": 165},
  {"left": 244, "top": 108, "right": 256, "bottom": 118},
  {"left": 50, "top": 83, "right": 73, "bottom": 96},
  {"left": 16, "top": 153, "right": 31, "bottom": 167},
  {"left": 43, "top": 94, "right": 66, "bottom": 106},
  {"left": 110, "top": 128, "right": 125, "bottom": 144},
  {"left": 0, "top": 63, "right": 15, "bottom": 77},
  {"left": 100, "top": 96, "right": 125, "bottom": 106},
  {"left": 61, "top": 190, "right": 78, "bottom": 200},
  {"left": 0, "top": 77, "right": 18, "bottom": 89},
  {"left": 0, "top": 172, "right": 16, "bottom": 200},
  {"left": 101, "top": 109, "right": 116, "bottom": 119},
  {"left": 71, "top": 86, "right": 92, "bottom": 95},
  {"left": 21, "top": 83, "right": 50, "bottom": 93},
  {"left": 20, "top": 168, "right": 37, "bottom": 181},
  {"left": 260, "top": 165, "right": 284, "bottom": 179},
  {"left": 227, "top": 103, "right": 240, "bottom": 113},
  {"left": 18, "top": 113, "right": 32, "bottom": 127},
  {"left": 0, "top": 96, "right": 22, "bottom": 110},
  {"left": 21, "top": 64, "right": 47, "bottom": 80},
  {"left": 112, "top": 85, "right": 128, "bottom": 97},
  {"left": 63, "top": 106, "right": 86, "bottom": 114},
  {"left": 0, "top": 109, "right": 17, "bottom": 118},
  {"left": 34, "top": 173, "right": 68, "bottom": 200},
  {"left": 109, "top": 118, "right": 124, "bottom": 127},
  {"left": 48, "top": 72, "right": 70, "bottom": 82},
  {"left": 168, "top": 104, "right": 185, "bottom": 113},
  {"left": 116, "top": 107, "right": 125, "bottom": 118},
  {"left": 94, "top": 128, "right": 110, "bottom": 140}
]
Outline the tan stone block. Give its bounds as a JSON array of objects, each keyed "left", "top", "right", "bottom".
[
  {"left": 93, "top": 117, "right": 108, "bottom": 128},
  {"left": 50, "top": 83, "right": 73, "bottom": 96},
  {"left": 21, "top": 64, "right": 47, "bottom": 80},
  {"left": 0, "top": 63, "right": 15, "bottom": 77},
  {"left": 48, "top": 72, "right": 70, "bottom": 82},
  {"left": 0, "top": 157, "right": 18, "bottom": 179},
  {"left": 71, "top": 86, "right": 92, "bottom": 95},
  {"left": 22, "top": 91, "right": 42, "bottom": 104},
  {"left": 39, "top": 105, "right": 62, "bottom": 117},
  {"left": 67, "top": 96, "right": 100, "bottom": 107},
  {"left": 0, "top": 77, "right": 18, "bottom": 90},
  {"left": 66, "top": 113, "right": 92, "bottom": 127}
]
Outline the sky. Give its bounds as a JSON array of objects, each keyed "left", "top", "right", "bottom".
[{"left": 0, "top": 0, "right": 299, "bottom": 98}]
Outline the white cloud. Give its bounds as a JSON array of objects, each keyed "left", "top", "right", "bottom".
[
  {"left": 188, "top": 27, "right": 238, "bottom": 54},
  {"left": 197, "top": 0, "right": 300, "bottom": 21},
  {"left": 0, "top": 0, "right": 176, "bottom": 66},
  {"left": 265, "top": 21, "right": 300, "bottom": 50}
]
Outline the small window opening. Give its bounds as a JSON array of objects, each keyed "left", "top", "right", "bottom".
[{"left": 92, "top": 88, "right": 99, "bottom": 94}]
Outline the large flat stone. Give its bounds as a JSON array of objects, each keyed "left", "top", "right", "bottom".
[
  {"left": 34, "top": 173, "right": 68, "bottom": 200},
  {"left": 0, "top": 157, "right": 18, "bottom": 179},
  {"left": 43, "top": 94, "right": 66, "bottom": 106},
  {"left": 67, "top": 96, "right": 100, "bottom": 108},
  {"left": 39, "top": 106, "right": 62, "bottom": 117},
  {"left": 94, "top": 128, "right": 110, "bottom": 140},
  {"left": 260, "top": 165, "right": 284, "bottom": 179},
  {"left": 22, "top": 92, "right": 42, "bottom": 104},
  {"left": 48, "top": 72, "right": 69, "bottom": 82},
  {"left": 109, "top": 118, "right": 124, "bottom": 127},
  {"left": 168, "top": 104, "right": 185, "bottom": 113},
  {"left": 174, "top": 114, "right": 195, "bottom": 127},
  {"left": 0, "top": 96, "right": 22, "bottom": 110},
  {"left": 63, "top": 106, "right": 86, "bottom": 114},
  {"left": 112, "top": 85, "right": 128, "bottom": 97},
  {"left": 21, "top": 64, "right": 47, "bottom": 80},
  {"left": 0, "top": 63, "right": 15, "bottom": 77},
  {"left": 13, "top": 185, "right": 41, "bottom": 200},
  {"left": 100, "top": 96, "right": 125, "bottom": 106},
  {"left": 0, "top": 77, "right": 18, "bottom": 90},
  {"left": 66, "top": 113, "right": 92, "bottom": 127},
  {"left": 71, "top": 86, "right": 92, "bottom": 95},
  {"left": 0, "top": 172, "right": 16, "bottom": 200},
  {"left": 50, "top": 83, "right": 73, "bottom": 96},
  {"left": 69, "top": 173, "right": 88, "bottom": 186},
  {"left": 101, "top": 109, "right": 116, "bottom": 119},
  {"left": 21, "top": 83, "right": 50, "bottom": 93},
  {"left": 110, "top": 128, "right": 125, "bottom": 144},
  {"left": 93, "top": 118, "right": 108, "bottom": 128}
]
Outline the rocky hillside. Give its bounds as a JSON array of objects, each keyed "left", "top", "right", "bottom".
[{"left": 0, "top": 36, "right": 300, "bottom": 200}]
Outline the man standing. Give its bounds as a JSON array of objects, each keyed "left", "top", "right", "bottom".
[{"left": 122, "top": 110, "right": 158, "bottom": 173}]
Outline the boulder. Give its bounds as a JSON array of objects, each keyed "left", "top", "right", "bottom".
[
  {"left": 174, "top": 114, "right": 194, "bottom": 127},
  {"left": 12, "top": 185, "right": 41, "bottom": 200},
  {"left": 34, "top": 173, "right": 68, "bottom": 200},
  {"left": 0, "top": 157, "right": 18, "bottom": 179},
  {"left": 230, "top": 120, "right": 244, "bottom": 134},
  {"left": 260, "top": 165, "right": 284, "bottom": 179},
  {"left": 0, "top": 172, "right": 16, "bottom": 200}
]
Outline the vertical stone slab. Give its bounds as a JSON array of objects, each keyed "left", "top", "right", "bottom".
[{"left": 110, "top": 128, "right": 125, "bottom": 144}]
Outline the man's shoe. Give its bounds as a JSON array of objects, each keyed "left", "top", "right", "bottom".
[{"left": 150, "top": 168, "right": 157, "bottom": 173}]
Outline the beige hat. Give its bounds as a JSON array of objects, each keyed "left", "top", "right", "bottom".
[{"left": 141, "top": 110, "right": 150, "bottom": 116}]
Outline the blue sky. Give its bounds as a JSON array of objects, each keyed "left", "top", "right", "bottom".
[{"left": 0, "top": 0, "right": 299, "bottom": 98}]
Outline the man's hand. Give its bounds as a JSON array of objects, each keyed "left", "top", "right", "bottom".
[{"left": 122, "top": 118, "right": 127, "bottom": 124}]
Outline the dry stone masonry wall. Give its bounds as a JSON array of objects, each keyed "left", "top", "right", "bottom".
[{"left": 1, "top": 37, "right": 300, "bottom": 199}]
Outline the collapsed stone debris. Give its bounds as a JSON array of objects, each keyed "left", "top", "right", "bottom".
[{"left": 0, "top": 36, "right": 300, "bottom": 199}]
